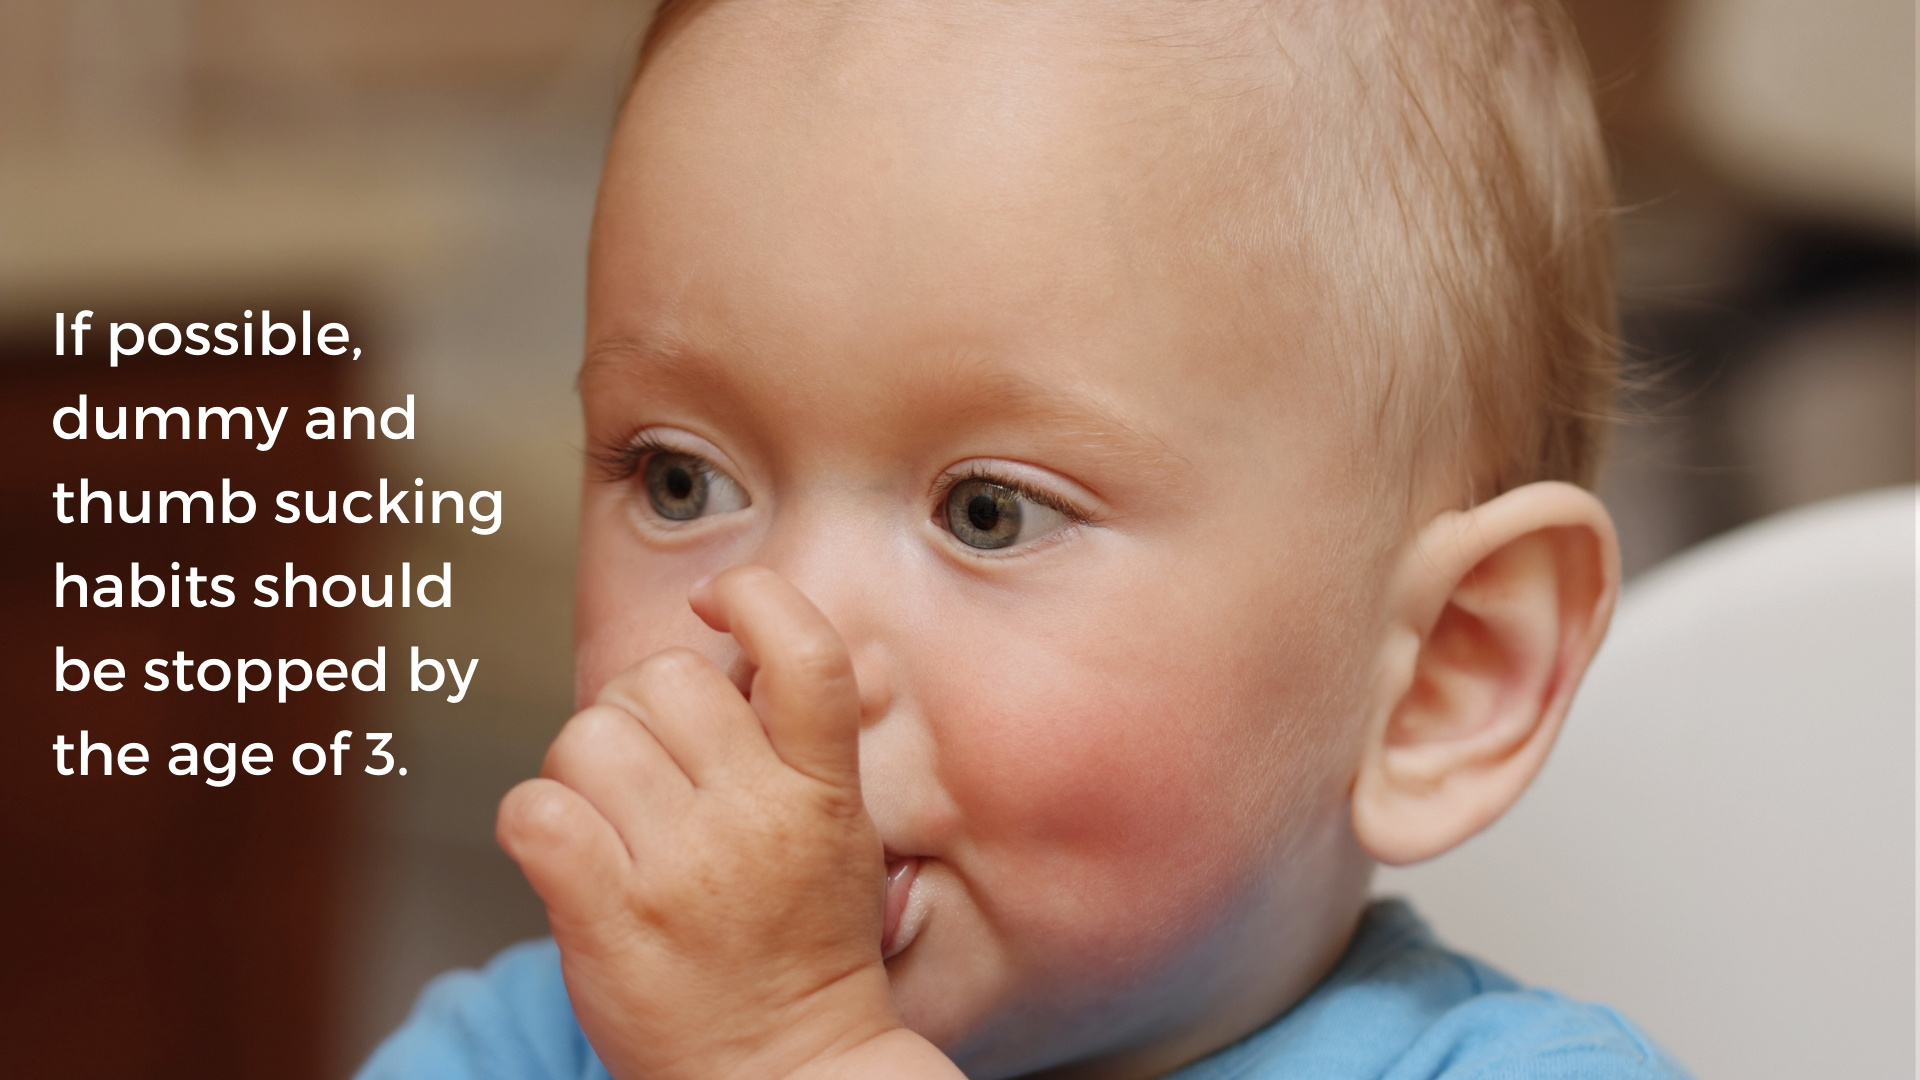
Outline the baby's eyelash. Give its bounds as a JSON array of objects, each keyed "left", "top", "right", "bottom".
[
  {"left": 593, "top": 439, "right": 1091, "bottom": 526},
  {"left": 589, "top": 430, "right": 675, "bottom": 483},
  {"left": 935, "top": 465, "right": 1091, "bottom": 524}
]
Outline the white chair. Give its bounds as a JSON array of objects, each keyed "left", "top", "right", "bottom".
[{"left": 1377, "top": 485, "right": 1916, "bottom": 1079}]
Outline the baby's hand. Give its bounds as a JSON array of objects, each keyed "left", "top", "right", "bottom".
[{"left": 497, "top": 566, "right": 958, "bottom": 1080}]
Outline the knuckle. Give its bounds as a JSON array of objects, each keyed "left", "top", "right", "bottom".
[
  {"left": 811, "top": 783, "right": 870, "bottom": 825},
  {"left": 543, "top": 706, "right": 624, "bottom": 778},
  {"left": 782, "top": 636, "right": 853, "bottom": 688},
  {"left": 723, "top": 564, "right": 778, "bottom": 590},
  {"left": 633, "top": 646, "right": 710, "bottom": 692}
]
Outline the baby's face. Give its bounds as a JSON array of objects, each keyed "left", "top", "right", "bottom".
[{"left": 577, "top": 6, "right": 1385, "bottom": 1076}]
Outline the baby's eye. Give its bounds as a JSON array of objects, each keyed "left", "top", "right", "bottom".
[
  {"left": 943, "top": 477, "right": 1070, "bottom": 551},
  {"left": 642, "top": 451, "right": 749, "bottom": 521}
]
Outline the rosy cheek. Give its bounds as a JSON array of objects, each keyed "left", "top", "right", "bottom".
[
  {"left": 948, "top": 677, "right": 1216, "bottom": 854},
  {"left": 923, "top": 633, "right": 1285, "bottom": 965}
]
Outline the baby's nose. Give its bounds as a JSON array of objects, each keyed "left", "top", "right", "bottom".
[
  {"left": 721, "top": 599, "right": 894, "bottom": 726},
  {"left": 719, "top": 628, "right": 890, "bottom": 726},
  {"left": 722, "top": 532, "right": 898, "bottom": 727},
  {"left": 846, "top": 638, "right": 895, "bottom": 728},
  {"left": 739, "top": 494, "right": 901, "bottom": 724}
]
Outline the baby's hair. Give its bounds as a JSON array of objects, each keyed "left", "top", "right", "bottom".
[
  {"left": 1279, "top": 0, "right": 1617, "bottom": 509},
  {"left": 626, "top": 0, "right": 1616, "bottom": 511}
]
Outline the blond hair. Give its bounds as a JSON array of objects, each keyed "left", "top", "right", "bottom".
[{"left": 1278, "top": 0, "right": 1617, "bottom": 504}]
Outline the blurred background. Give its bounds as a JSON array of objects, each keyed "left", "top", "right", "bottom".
[{"left": 0, "top": 0, "right": 1911, "bottom": 1076}]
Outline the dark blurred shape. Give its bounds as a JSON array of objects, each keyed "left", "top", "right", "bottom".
[
  {"left": 0, "top": 307, "right": 372, "bottom": 1079},
  {"left": 1562, "top": 0, "right": 1916, "bottom": 574},
  {"left": 1626, "top": 223, "right": 1916, "bottom": 535}
]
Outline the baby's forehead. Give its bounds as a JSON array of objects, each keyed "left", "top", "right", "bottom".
[
  {"left": 597, "top": 0, "right": 1406, "bottom": 475},
  {"left": 615, "top": 0, "right": 1335, "bottom": 348},
  {"left": 633, "top": 0, "right": 1309, "bottom": 200},
  {"left": 647, "top": 0, "right": 1284, "bottom": 81}
]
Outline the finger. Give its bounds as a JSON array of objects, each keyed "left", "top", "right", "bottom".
[
  {"left": 496, "top": 778, "right": 631, "bottom": 931},
  {"left": 596, "top": 647, "right": 772, "bottom": 787},
  {"left": 689, "top": 565, "right": 861, "bottom": 790},
  {"left": 542, "top": 702, "right": 690, "bottom": 851}
]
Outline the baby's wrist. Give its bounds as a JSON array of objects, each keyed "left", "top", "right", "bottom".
[
  {"left": 783, "top": 1023, "right": 967, "bottom": 1080},
  {"left": 699, "top": 962, "right": 917, "bottom": 1080}
]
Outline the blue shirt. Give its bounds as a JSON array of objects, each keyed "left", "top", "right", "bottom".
[{"left": 357, "top": 899, "right": 1691, "bottom": 1079}]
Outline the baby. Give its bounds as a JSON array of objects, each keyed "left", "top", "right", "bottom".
[{"left": 361, "top": 0, "right": 1691, "bottom": 1077}]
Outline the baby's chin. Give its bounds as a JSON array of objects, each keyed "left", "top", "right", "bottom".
[
  {"left": 879, "top": 863, "right": 1051, "bottom": 1071},
  {"left": 880, "top": 865, "right": 1199, "bottom": 1079},
  {"left": 881, "top": 865, "right": 994, "bottom": 1043}
]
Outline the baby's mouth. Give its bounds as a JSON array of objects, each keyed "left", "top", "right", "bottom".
[{"left": 882, "top": 855, "right": 925, "bottom": 960}]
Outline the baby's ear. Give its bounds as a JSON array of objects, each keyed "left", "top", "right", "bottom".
[{"left": 1352, "top": 481, "right": 1619, "bottom": 865}]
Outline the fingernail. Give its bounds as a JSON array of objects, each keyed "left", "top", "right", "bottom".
[{"left": 689, "top": 571, "right": 717, "bottom": 597}]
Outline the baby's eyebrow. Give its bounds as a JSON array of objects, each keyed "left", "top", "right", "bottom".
[
  {"left": 925, "top": 363, "right": 1195, "bottom": 490},
  {"left": 580, "top": 333, "right": 709, "bottom": 392},
  {"left": 581, "top": 334, "right": 1195, "bottom": 491}
]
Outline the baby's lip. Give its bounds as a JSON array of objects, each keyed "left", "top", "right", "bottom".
[{"left": 882, "top": 855, "right": 923, "bottom": 959}]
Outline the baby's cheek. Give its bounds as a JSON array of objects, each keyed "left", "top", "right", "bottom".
[
  {"left": 964, "top": 696, "right": 1216, "bottom": 852},
  {"left": 572, "top": 495, "right": 735, "bottom": 704},
  {"left": 930, "top": 643, "right": 1290, "bottom": 964}
]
